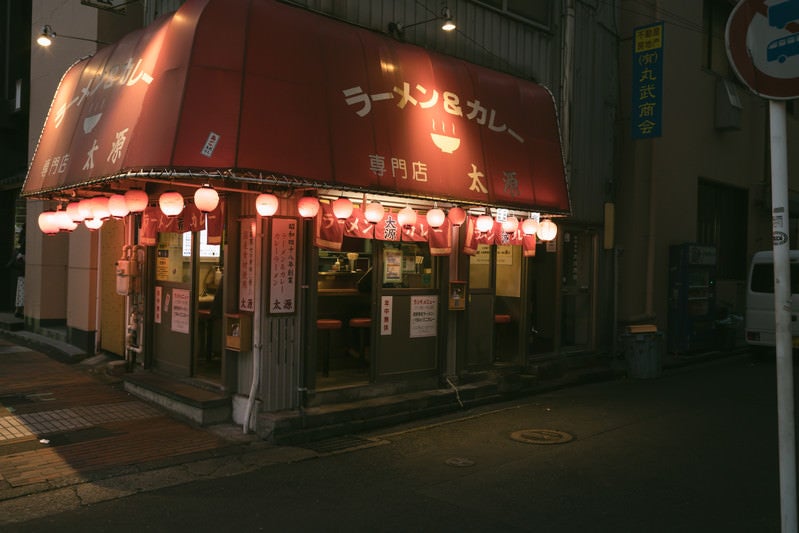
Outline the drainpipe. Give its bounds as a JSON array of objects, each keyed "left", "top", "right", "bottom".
[{"left": 560, "top": 0, "right": 575, "bottom": 168}]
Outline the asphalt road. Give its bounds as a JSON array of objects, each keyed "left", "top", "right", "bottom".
[{"left": 7, "top": 353, "right": 793, "bottom": 532}]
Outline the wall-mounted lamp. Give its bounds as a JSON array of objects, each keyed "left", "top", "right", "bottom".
[
  {"left": 36, "top": 24, "right": 107, "bottom": 47},
  {"left": 388, "top": 6, "right": 456, "bottom": 38}
]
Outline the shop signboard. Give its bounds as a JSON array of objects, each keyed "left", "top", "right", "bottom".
[
  {"left": 631, "top": 22, "right": 664, "bottom": 139},
  {"left": 268, "top": 217, "right": 298, "bottom": 315},
  {"left": 23, "top": 0, "right": 569, "bottom": 216}
]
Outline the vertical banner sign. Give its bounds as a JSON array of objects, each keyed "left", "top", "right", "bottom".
[
  {"left": 632, "top": 22, "right": 664, "bottom": 139},
  {"left": 269, "top": 217, "right": 298, "bottom": 314},
  {"left": 239, "top": 218, "right": 256, "bottom": 312},
  {"left": 381, "top": 296, "right": 393, "bottom": 336}
]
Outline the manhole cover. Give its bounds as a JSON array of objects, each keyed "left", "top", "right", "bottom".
[
  {"left": 510, "top": 429, "right": 574, "bottom": 445},
  {"left": 445, "top": 457, "right": 475, "bottom": 467}
]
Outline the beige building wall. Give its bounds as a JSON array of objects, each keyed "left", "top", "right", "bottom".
[{"left": 617, "top": 1, "right": 799, "bottom": 330}]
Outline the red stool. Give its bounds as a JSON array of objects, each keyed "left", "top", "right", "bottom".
[
  {"left": 348, "top": 317, "right": 372, "bottom": 364},
  {"left": 317, "top": 319, "right": 342, "bottom": 376},
  {"left": 494, "top": 314, "right": 512, "bottom": 360}
]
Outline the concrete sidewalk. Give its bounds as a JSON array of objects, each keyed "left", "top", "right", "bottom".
[{"left": 0, "top": 334, "right": 316, "bottom": 526}]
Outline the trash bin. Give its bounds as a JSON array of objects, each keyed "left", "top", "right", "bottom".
[{"left": 620, "top": 328, "right": 663, "bottom": 379}]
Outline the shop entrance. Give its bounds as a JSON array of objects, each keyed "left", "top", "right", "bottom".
[
  {"left": 150, "top": 230, "right": 223, "bottom": 383},
  {"left": 466, "top": 244, "right": 524, "bottom": 366}
]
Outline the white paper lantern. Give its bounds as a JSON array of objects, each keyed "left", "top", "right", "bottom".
[
  {"left": 78, "top": 199, "right": 94, "bottom": 220},
  {"left": 108, "top": 194, "right": 130, "bottom": 218},
  {"left": 297, "top": 196, "right": 320, "bottom": 218},
  {"left": 54, "top": 211, "right": 78, "bottom": 232},
  {"left": 90, "top": 196, "right": 111, "bottom": 220},
  {"left": 426, "top": 207, "right": 446, "bottom": 228},
  {"left": 255, "top": 193, "right": 279, "bottom": 217},
  {"left": 332, "top": 197, "right": 354, "bottom": 219},
  {"left": 364, "top": 201, "right": 385, "bottom": 224},
  {"left": 537, "top": 219, "right": 558, "bottom": 241},
  {"left": 501, "top": 216, "right": 519, "bottom": 234},
  {"left": 398, "top": 206, "right": 417, "bottom": 227},
  {"left": 84, "top": 217, "right": 104, "bottom": 230},
  {"left": 521, "top": 217, "right": 539, "bottom": 235},
  {"left": 159, "top": 190, "right": 185, "bottom": 217},
  {"left": 66, "top": 201, "right": 84, "bottom": 222},
  {"left": 194, "top": 185, "right": 219, "bottom": 213},
  {"left": 476, "top": 213, "right": 494, "bottom": 232},
  {"left": 124, "top": 189, "right": 149, "bottom": 212},
  {"left": 38, "top": 211, "right": 59, "bottom": 235}
]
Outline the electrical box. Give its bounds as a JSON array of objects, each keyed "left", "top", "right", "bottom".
[{"left": 116, "top": 259, "right": 131, "bottom": 295}]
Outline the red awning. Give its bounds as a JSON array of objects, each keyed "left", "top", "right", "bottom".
[{"left": 24, "top": 0, "right": 570, "bottom": 214}]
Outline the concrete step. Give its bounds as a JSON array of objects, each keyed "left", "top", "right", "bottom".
[
  {"left": 0, "top": 312, "right": 24, "bottom": 332},
  {"left": 257, "top": 379, "right": 505, "bottom": 445},
  {"left": 123, "top": 371, "right": 231, "bottom": 426}
]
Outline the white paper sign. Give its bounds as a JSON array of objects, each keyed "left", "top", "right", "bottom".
[
  {"left": 171, "top": 288, "right": 190, "bottom": 334},
  {"left": 381, "top": 296, "right": 393, "bottom": 336},
  {"left": 410, "top": 295, "right": 437, "bottom": 338},
  {"left": 239, "top": 219, "right": 256, "bottom": 312}
]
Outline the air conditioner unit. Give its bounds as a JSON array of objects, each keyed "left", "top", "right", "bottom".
[{"left": 715, "top": 79, "right": 742, "bottom": 131}]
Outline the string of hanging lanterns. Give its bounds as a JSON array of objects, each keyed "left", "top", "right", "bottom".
[{"left": 36, "top": 184, "right": 558, "bottom": 242}]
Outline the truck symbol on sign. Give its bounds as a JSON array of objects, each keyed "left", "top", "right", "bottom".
[{"left": 769, "top": 0, "right": 799, "bottom": 29}]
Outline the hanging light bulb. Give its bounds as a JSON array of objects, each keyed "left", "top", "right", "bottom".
[
  {"left": 38, "top": 211, "right": 59, "bottom": 235},
  {"left": 398, "top": 205, "right": 417, "bottom": 227},
  {"left": 84, "top": 217, "right": 104, "bottom": 231},
  {"left": 447, "top": 206, "right": 466, "bottom": 227},
  {"left": 297, "top": 195, "right": 320, "bottom": 218},
  {"left": 537, "top": 219, "right": 558, "bottom": 241},
  {"left": 364, "top": 201, "right": 386, "bottom": 224},
  {"left": 194, "top": 184, "right": 220, "bottom": 213},
  {"left": 332, "top": 197, "right": 354, "bottom": 219},
  {"left": 501, "top": 216, "right": 519, "bottom": 234},
  {"left": 108, "top": 194, "right": 130, "bottom": 218},
  {"left": 476, "top": 208, "right": 494, "bottom": 232},
  {"left": 426, "top": 205, "right": 446, "bottom": 228},
  {"left": 159, "top": 190, "right": 184, "bottom": 216},
  {"left": 124, "top": 188, "right": 149, "bottom": 213},
  {"left": 255, "top": 193, "right": 279, "bottom": 217}
]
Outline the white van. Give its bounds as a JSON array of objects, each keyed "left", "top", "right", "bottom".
[{"left": 745, "top": 250, "right": 799, "bottom": 351}]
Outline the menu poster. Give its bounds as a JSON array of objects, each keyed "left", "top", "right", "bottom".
[
  {"left": 410, "top": 295, "right": 437, "bottom": 338},
  {"left": 383, "top": 248, "right": 402, "bottom": 283},
  {"left": 171, "top": 288, "right": 190, "bottom": 334},
  {"left": 239, "top": 218, "right": 256, "bottom": 312},
  {"left": 269, "top": 217, "right": 298, "bottom": 315}
]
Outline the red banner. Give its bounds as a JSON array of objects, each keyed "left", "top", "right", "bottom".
[{"left": 314, "top": 203, "right": 344, "bottom": 251}]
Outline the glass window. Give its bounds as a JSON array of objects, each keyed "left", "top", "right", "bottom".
[
  {"left": 156, "top": 232, "right": 191, "bottom": 282},
  {"left": 469, "top": 244, "right": 492, "bottom": 289},
  {"left": 703, "top": 0, "right": 733, "bottom": 76},
  {"left": 381, "top": 242, "right": 435, "bottom": 289},
  {"left": 697, "top": 179, "right": 747, "bottom": 280},
  {"left": 473, "top": 0, "right": 551, "bottom": 27}
]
